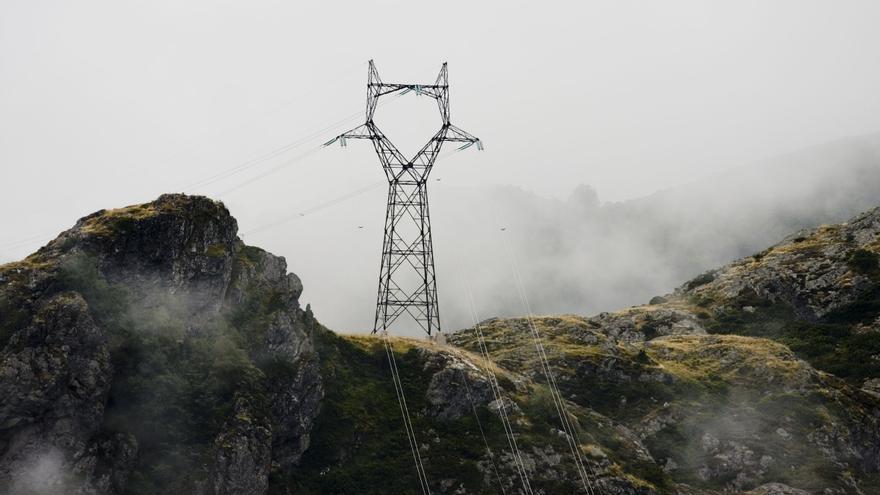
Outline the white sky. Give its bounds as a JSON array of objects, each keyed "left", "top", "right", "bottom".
[{"left": 3, "top": 1, "right": 880, "bottom": 330}]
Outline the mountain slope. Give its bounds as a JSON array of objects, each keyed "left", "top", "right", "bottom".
[
  {"left": 447, "top": 206, "right": 880, "bottom": 493},
  {"left": 1, "top": 195, "right": 879, "bottom": 494},
  {"left": 671, "top": 206, "right": 880, "bottom": 384}
]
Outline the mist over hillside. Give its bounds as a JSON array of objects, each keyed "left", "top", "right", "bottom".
[
  {"left": 6, "top": 133, "right": 875, "bottom": 337},
  {"left": 287, "top": 133, "right": 880, "bottom": 335},
  {"left": 3, "top": 192, "right": 880, "bottom": 494}
]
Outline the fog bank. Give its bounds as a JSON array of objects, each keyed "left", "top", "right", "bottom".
[{"left": 278, "top": 133, "right": 880, "bottom": 335}]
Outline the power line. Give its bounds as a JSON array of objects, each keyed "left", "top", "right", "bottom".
[
  {"left": 241, "top": 181, "right": 384, "bottom": 236},
  {"left": 149, "top": 62, "right": 368, "bottom": 177},
  {"left": 462, "top": 280, "right": 534, "bottom": 494},
  {"left": 501, "top": 229, "right": 597, "bottom": 494},
  {"left": 381, "top": 332, "right": 432, "bottom": 494},
  {"left": 458, "top": 365, "right": 508, "bottom": 495},
  {"left": 183, "top": 91, "right": 407, "bottom": 196},
  {"left": 181, "top": 108, "right": 361, "bottom": 192},
  {"left": 0, "top": 134, "right": 471, "bottom": 261},
  {"left": 235, "top": 146, "right": 474, "bottom": 240},
  {"left": 0, "top": 62, "right": 455, "bottom": 258},
  {"left": 0, "top": 91, "right": 390, "bottom": 258},
  {"left": 216, "top": 145, "right": 325, "bottom": 197}
]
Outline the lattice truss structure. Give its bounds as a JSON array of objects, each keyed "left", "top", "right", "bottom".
[{"left": 326, "top": 60, "right": 482, "bottom": 336}]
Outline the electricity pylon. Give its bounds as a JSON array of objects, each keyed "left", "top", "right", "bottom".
[{"left": 325, "top": 60, "right": 481, "bottom": 336}]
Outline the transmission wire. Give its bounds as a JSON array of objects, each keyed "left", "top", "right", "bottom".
[
  {"left": 457, "top": 366, "right": 507, "bottom": 495},
  {"left": 2, "top": 87, "right": 455, "bottom": 256},
  {"left": 181, "top": 91, "right": 406, "bottom": 195},
  {"left": 239, "top": 144, "right": 471, "bottom": 236},
  {"left": 381, "top": 332, "right": 432, "bottom": 494},
  {"left": 241, "top": 181, "right": 384, "bottom": 236},
  {"left": 500, "top": 231, "right": 597, "bottom": 494},
  {"left": 463, "top": 281, "right": 534, "bottom": 495}
]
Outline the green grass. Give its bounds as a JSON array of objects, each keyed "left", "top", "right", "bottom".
[
  {"left": 206, "top": 243, "right": 227, "bottom": 258},
  {"left": 79, "top": 204, "right": 160, "bottom": 237},
  {"left": 287, "top": 332, "right": 494, "bottom": 494},
  {"left": 702, "top": 282, "right": 880, "bottom": 385},
  {"left": 285, "top": 331, "right": 665, "bottom": 494}
]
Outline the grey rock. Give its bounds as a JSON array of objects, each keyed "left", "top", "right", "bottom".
[
  {"left": 0, "top": 293, "right": 112, "bottom": 492},
  {"left": 487, "top": 397, "right": 522, "bottom": 418},
  {"left": 863, "top": 378, "right": 880, "bottom": 398},
  {"left": 197, "top": 397, "right": 272, "bottom": 495},
  {"left": 0, "top": 195, "right": 324, "bottom": 495},
  {"left": 588, "top": 307, "right": 706, "bottom": 344},
  {"left": 74, "top": 194, "right": 240, "bottom": 315},
  {"left": 424, "top": 352, "right": 494, "bottom": 421},
  {"left": 74, "top": 433, "right": 138, "bottom": 495},
  {"left": 268, "top": 354, "right": 323, "bottom": 471},
  {"left": 683, "top": 207, "right": 880, "bottom": 320}
]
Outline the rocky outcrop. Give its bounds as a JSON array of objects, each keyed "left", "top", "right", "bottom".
[
  {"left": 864, "top": 378, "right": 880, "bottom": 398},
  {"left": 587, "top": 307, "right": 707, "bottom": 344},
  {"left": 680, "top": 206, "right": 880, "bottom": 321},
  {"left": 0, "top": 195, "right": 323, "bottom": 495},
  {"left": 268, "top": 354, "right": 323, "bottom": 471},
  {"left": 0, "top": 292, "right": 112, "bottom": 492},
  {"left": 197, "top": 397, "right": 272, "bottom": 495},
  {"left": 61, "top": 195, "right": 240, "bottom": 317},
  {"left": 422, "top": 348, "right": 494, "bottom": 420}
]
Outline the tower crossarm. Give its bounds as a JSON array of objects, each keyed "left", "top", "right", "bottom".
[
  {"left": 369, "top": 83, "right": 447, "bottom": 99},
  {"left": 441, "top": 124, "right": 480, "bottom": 143},
  {"left": 406, "top": 124, "right": 481, "bottom": 178}
]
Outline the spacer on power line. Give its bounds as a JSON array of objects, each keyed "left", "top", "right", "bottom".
[{"left": 328, "top": 60, "right": 482, "bottom": 336}]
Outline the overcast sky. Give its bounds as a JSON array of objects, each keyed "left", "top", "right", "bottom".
[{"left": 3, "top": 1, "right": 880, "bottom": 331}]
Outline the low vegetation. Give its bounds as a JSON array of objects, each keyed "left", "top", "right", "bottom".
[{"left": 54, "top": 251, "right": 273, "bottom": 494}]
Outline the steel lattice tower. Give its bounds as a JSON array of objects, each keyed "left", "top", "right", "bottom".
[{"left": 326, "top": 60, "right": 481, "bottom": 336}]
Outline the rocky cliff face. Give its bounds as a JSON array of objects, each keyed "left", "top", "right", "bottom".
[
  {"left": 0, "top": 195, "right": 323, "bottom": 494},
  {"left": 2, "top": 195, "right": 880, "bottom": 494}
]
